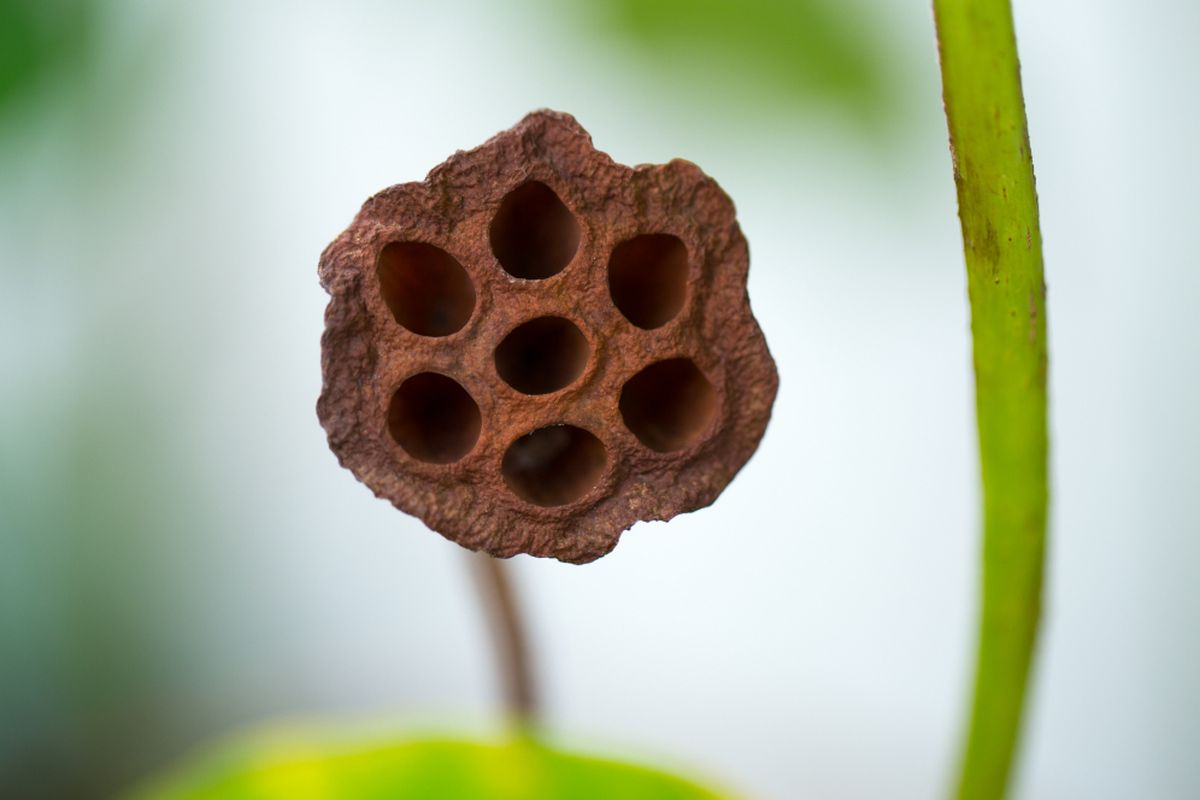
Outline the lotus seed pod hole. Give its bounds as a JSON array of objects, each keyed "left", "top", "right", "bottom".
[
  {"left": 489, "top": 181, "right": 580, "bottom": 279},
  {"left": 608, "top": 234, "right": 689, "bottom": 329},
  {"left": 502, "top": 425, "right": 607, "bottom": 506},
  {"left": 620, "top": 358, "right": 718, "bottom": 452},
  {"left": 377, "top": 242, "right": 476, "bottom": 336},
  {"left": 388, "top": 373, "right": 481, "bottom": 464},
  {"left": 495, "top": 316, "right": 590, "bottom": 395}
]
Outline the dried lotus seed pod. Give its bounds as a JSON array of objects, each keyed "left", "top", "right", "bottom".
[{"left": 318, "top": 110, "right": 777, "bottom": 564}]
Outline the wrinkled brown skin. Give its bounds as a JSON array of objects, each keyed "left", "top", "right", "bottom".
[{"left": 318, "top": 110, "right": 777, "bottom": 563}]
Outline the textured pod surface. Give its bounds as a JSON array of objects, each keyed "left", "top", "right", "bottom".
[{"left": 318, "top": 110, "right": 777, "bottom": 563}]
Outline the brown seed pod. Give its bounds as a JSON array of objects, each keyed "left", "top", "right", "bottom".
[{"left": 318, "top": 110, "right": 777, "bottom": 563}]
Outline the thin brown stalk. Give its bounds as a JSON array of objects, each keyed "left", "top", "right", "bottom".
[{"left": 470, "top": 553, "right": 538, "bottom": 724}]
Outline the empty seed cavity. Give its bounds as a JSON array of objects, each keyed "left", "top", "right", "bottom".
[
  {"left": 620, "top": 358, "right": 717, "bottom": 452},
  {"left": 495, "top": 316, "right": 590, "bottom": 395},
  {"left": 377, "top": 242, "right": 475, "bottom": 336},
  {"left": 489, "top": 181, "right": 580, "bottom": 279},
  {"left": 388, "top": 372, "right": 481, "bottom": 463},
  {"left": 608, "top": 233, "right": 689, "bottom": 329},
  {"left": 502, "top": 425, "right": 607, "bottom": 506}
]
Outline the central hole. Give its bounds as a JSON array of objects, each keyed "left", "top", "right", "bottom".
[
  {"left": 387, "top": 373, "right": 481, "bottom": 464},
  {"left": 501, "top": 425, "right": 607, "bottom": 507},
  {"left": 489, "top": 181, "right": 580, "bottom": 279},
  {"left": 494, "top": 316, "right": 590, "bottom": 395},
  {"left": 619, "top": 358, "right": 718, "bottom": 452}
]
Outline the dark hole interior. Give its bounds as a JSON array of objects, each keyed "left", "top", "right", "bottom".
[
  {"left": 501, "top": 425, "right": 607, "bottom": 506},
  {"left": 619, "top": 358, "right": 718, "bottom": 452},
  {"left": 489, "top": 181, "right": 580, "bottom": 279},
  {"left": 607, "top": 233, "right": 689, "bottom": 329},
  {"left": 494, "top": 316, "right": 590, "bottom": 395},
  {"left": 377, "top": 241, "right": 476, "bottom": 336},
  {"left": 387, "top": 373, "right": 481, "bottom": 464}
]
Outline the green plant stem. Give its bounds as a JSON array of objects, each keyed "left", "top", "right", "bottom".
[
  {"left": 471, "top": 553, "right": 538, "bottom": 725},
  {"left": 932, "top": 1, "right": 1050, "bottom": 798}
]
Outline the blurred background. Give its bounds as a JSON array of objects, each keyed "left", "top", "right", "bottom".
[{"left": 1, "top": 0, "right": 1197, "bottom": 797}]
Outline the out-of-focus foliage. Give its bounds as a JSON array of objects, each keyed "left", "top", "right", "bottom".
[
  {"left": 0, "top": 354, "right": 198, "bottom": 795},
  {"left": 1, "top": 6, "right": 189, "bottom": 795},
  {"left": 134, "top": 732, "right": 727, "bottom": 800},
  {"left": 0, "top": 0, "right": 96, "bottom": 119},
  {"left": 557, "top": 0, "right": 901, "bottom": 131}
]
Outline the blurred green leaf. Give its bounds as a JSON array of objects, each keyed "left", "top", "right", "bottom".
[
  {"left": 559, "top": 0, "right": 901, "bottom": 130},
  {"left": 0, "top": 0, "right": 96, "bottom": 117},
  {"left": 134, "top": 731, "right": 728, "bottom": 800}
]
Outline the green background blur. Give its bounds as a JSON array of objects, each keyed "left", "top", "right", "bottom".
[{"left": 2, "top": 0, "right": 1197, "bottom": 797}]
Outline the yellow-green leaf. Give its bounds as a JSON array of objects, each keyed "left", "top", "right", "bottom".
[{"left": 131, "top": 730, "right": 728, "bottom": 800}]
